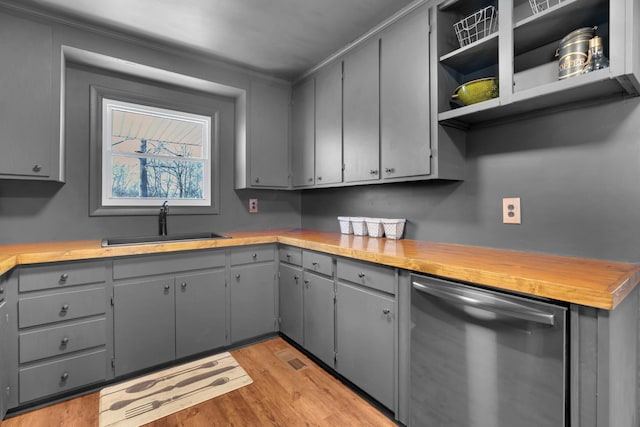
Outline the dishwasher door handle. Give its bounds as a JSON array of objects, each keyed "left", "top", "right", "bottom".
[{"left": 412, "top": 281, "right": 556, "bottom": 326}]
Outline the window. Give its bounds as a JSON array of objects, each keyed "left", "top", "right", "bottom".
[
  {"left": 89, "top": 83, "right": 221, "bottom": 216},
  {"left": 102, "top": 98, "right": 211, "bottom": 207}
]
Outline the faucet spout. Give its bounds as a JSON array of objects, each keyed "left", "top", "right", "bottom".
[{"left": 159, "top": 201, "right": 169, "bottom": 236}]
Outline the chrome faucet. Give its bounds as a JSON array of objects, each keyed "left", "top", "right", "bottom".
[{"left": 159, "top": 201, "right": 169, "bottom": 236}]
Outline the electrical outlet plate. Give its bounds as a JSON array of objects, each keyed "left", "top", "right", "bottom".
[
  {"left": 502, "top": 197, "right": 521, "bottom": 224},
  {"left": 249, "top": 198, "right": 258, "bottom": 213}
]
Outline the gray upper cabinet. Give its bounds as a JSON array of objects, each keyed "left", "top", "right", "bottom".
[
  {"left": 247, "top": 80, "right": 291, "bottom": 188},
  {"left": 435, "top": 0, "right": 640, "bottom": 126},
  {"left": 0, "top": 13, "right": 58, "bottom": 181},
  {"left": 315, "top": 60, "right": 343, "bottom": 186},
  {"left": 380, "top": 3, "right": 431, "bottom": 180},
  {"left": 343, "top": 38, "right": 380, "bottom": 183},
  {"left": 291, "top": 78, "right": 316, "bottom": 187}
]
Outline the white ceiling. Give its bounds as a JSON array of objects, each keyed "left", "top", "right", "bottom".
[{"left": 2, "top": 0, "right": 415, "bottom": 80}]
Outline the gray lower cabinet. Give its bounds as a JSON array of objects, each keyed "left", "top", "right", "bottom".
[
  {"left": 175, "top": 270, "right": 227, "bottom": 359},
  {"left": 112, "top": 251, "right": 227, "bottom": 376},
  {"left": 16, "top": 261, "right": 109, "bottom": 403},
  {"left": 336, "top": 282, "right": 395, "bottom": 409},
  {"left": 113, "top": 278, "right": 176, "bottom": 376},
  {"left": 230, "top": 246, "right": 277, "bottom": 343},
  {"left": 279, "top": 265, "right": 303, "bottom": 345},
  {"left": 336, "top": 258, "right": 396, "bottom": 410},
  {"left": 303, "top": 271, "right": 335, "bottom": 368}
]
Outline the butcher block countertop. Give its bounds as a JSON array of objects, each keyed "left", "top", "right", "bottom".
[{"left": 0, "top": 229, "right": 638, "bottom": 310}]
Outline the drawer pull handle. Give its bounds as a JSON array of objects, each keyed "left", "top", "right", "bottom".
[
  {"left": 61, "top": 337, "right": 70, "bottom": 345},
  {"left": 286, "top": 253, "right": 291, "bottom": 259},
  {"left": 61, "top": 304, "right": 69, "bottom": 312},
  {"left": 163, "top": 284, "right": 170, "bottom": 291},
  {"left": 382, "top": 309, "right": 391, "bottom": 315},
  {"left": 181, "top": 282, "right": 187, "bottom": 289},
  {"left": 61, "top": 372, "right": 69, "bottom": 381},
  {"left": 60, "top": 273, "right": 69, "bottom": 282},
  {"left": 312, "top": 261, "right": 318, "bottom": 266},
  {"left": 358, "top": 272, "right": 365, "bottom": 278},
  {"left": 32, "top": 164, "right": 42, "bottom": 172},
  {"left": 252, "top": 253, "right": 258, "bottom": 259}
]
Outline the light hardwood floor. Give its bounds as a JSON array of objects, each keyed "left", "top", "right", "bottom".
[{"left": 2, "top": 337, "right": 397, "bottom": 426}]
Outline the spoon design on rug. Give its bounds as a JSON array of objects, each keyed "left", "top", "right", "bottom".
[
  {"left": 124, "top": 377, "right": 231, "bottom": 419},
  {"left": 106, "top": 365, "right": 237, "bottom": 411},
  {"left": 123, "top": 360, "right": 219, "bottom": 394}
]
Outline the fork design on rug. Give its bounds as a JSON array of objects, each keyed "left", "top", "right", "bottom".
[{"left": 99, "top": 352, "right": 253, "bottom": 427}]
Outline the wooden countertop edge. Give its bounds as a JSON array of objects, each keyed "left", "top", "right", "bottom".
[{"left": 1, "top": 229, "right": 638, "bottom": 310}]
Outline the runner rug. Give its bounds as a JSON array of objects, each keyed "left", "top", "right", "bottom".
[{"left": 99, "top": 352, "right": 252, "bottom": 426}]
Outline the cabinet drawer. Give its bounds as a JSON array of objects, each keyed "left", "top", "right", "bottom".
[
  {"left": 279, "top": 246, "right": 302, "bottom": 266},
  {"left": 18, "top": 287, "right": 106, "bottom": 328},
  {"left": 113, "top": 250, "right": 225, "bottom": 280},
  {"left": 19, "top": 349, "right": 106, "bottom": 403},
  {"left": 19, "top": 261, "right": 105, "bottom": 292},
  {"left": 230, "top": 245, "right": 275, "bottom": 265},
  {"left": 302, "top": 251, "right": 333, "bottom": 277},
  {"left": 337, "top": 258, "right": 395, "bottom": 294},
  {"left": 19, "top": 318, "right": 106, "bottom": 363}
]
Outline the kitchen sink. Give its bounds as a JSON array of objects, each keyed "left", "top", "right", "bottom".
[{"left": 101, "top": 232, "right": 231, "bottom": 247}]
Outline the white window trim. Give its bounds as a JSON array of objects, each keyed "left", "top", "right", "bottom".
[{"left": 101, "top": 98, "right": 212, "bottom": 207}]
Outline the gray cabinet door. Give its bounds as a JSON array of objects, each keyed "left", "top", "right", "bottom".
[
  {"left": 0, "top": 14, "right": 53, "bottom": 179},
  {"left": 279, "top": 264, "right": 303, "bottom": 345},
  {"left": 114, "top": 279, "right": 175, "bottom": 376},
  {"left": 315, "top": 60, "right": 343, "bottom": 185},
  {"left": 380, "top": 4, "right": 431, "bottom": 179},
  {"left": 343, "top": 38, "right": 380, "bottom": 183},
  {"left": 336, "top": 282, "right": 394, "bottom": 409},
  {"left": 175, "top": 270, "right": 226, "bottom": 358},
  {"left": 291, "top": 78, "right": 316, "bottom": 187},
  {"left": 303, "top": 272, "right": 335, "bottom": 367},
  {"left": 249, "top": 80, "right": 290, "bottom": 187},
  {"left": 230, "top": 263, "right": 276, "bottom": 343}
]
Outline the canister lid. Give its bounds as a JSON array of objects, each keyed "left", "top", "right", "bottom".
[{"left": 560, "top": 26, "right": 597, "bottom": 44}]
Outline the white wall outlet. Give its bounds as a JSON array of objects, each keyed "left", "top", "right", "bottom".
[
  {"left": 502, "top": 197, "right": 521, "bottom": 224},
  {"left": 249, "top": 198, "right": 258, "bottom": 213}
]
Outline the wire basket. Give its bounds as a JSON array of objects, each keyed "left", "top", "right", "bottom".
[
  {"left": 529, "top": 0, "right": 566, "bottom": 13},
  {"left": 453, "top": 6, "right": 498, "bottom": 48}
]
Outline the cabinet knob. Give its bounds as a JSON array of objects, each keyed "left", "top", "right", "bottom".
[
  {"left": 385, "top": 168, "right": 395, "bottom": 174},
  {"left": 0, "top": 286, "right": 4, "bottom": 294},
  {"left": 61, "top": 336, "right": 70, "bottom": 345},
  {"left": 60, "top": 372, "right": 69, "bottom": 381},
  {"left": 255, "top": 177, "right": 260, "bottom": 183},
  {"left": 358, "top": 272, "right": 365, "bottom": 278},
  {"left": 60, "top": 273, "right": 69, "bottom": 282},
  {"left": 308, "top": 177, "right": 313, "bottom": 182},
  {"left": 382, "top": 308, "right": 391, "bottom": 315},
  {"left": 370, "top": 169, "right": 378, "bottom": 175},
  {"left": 312, "top": 261, "right": 318, "bottom": 266},
  {"left": 304, "top": 280, "right": 310, "bottom": 288},
  {"left": 235, "top": 274, "right": 241, "bottom": 279},
  {"left": 317, "top": 176, "right": 322, "bottom": 181},
  {"left": 294, "top": 275, "right": 299, "bottom": 282},
  {"left": 286, "top": 253, "right": 291, "bottom": 259},
  {"left": 32, "top": 164, "right": 42, "bottom": 172},
  {"left": 163, "top": 284, "right": 170, "bottom": 291},
  {"left": 252, "top": 253, "right": 258, "bottom": 259},
  {"left": 61, "top": 304, "right": 69, "bottom": 312},
  {"left": 181, "top": 282, "right": 187, "bottom": 289}
]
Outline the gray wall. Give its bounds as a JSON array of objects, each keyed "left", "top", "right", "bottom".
[
  {"left": 0, "top": 11, "right": 301, "bottom": 244},
  {"left": 302, "top": 96, "right": 640, "bottom": 263}
]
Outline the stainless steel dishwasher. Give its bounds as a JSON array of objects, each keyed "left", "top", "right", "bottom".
[{"left": 410, "top": 274, "right": 567, "bottom": 427}]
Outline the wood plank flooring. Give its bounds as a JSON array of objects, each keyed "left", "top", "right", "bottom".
[{"left": 2, "top": 337, "right": 397, "bottom": 426}]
